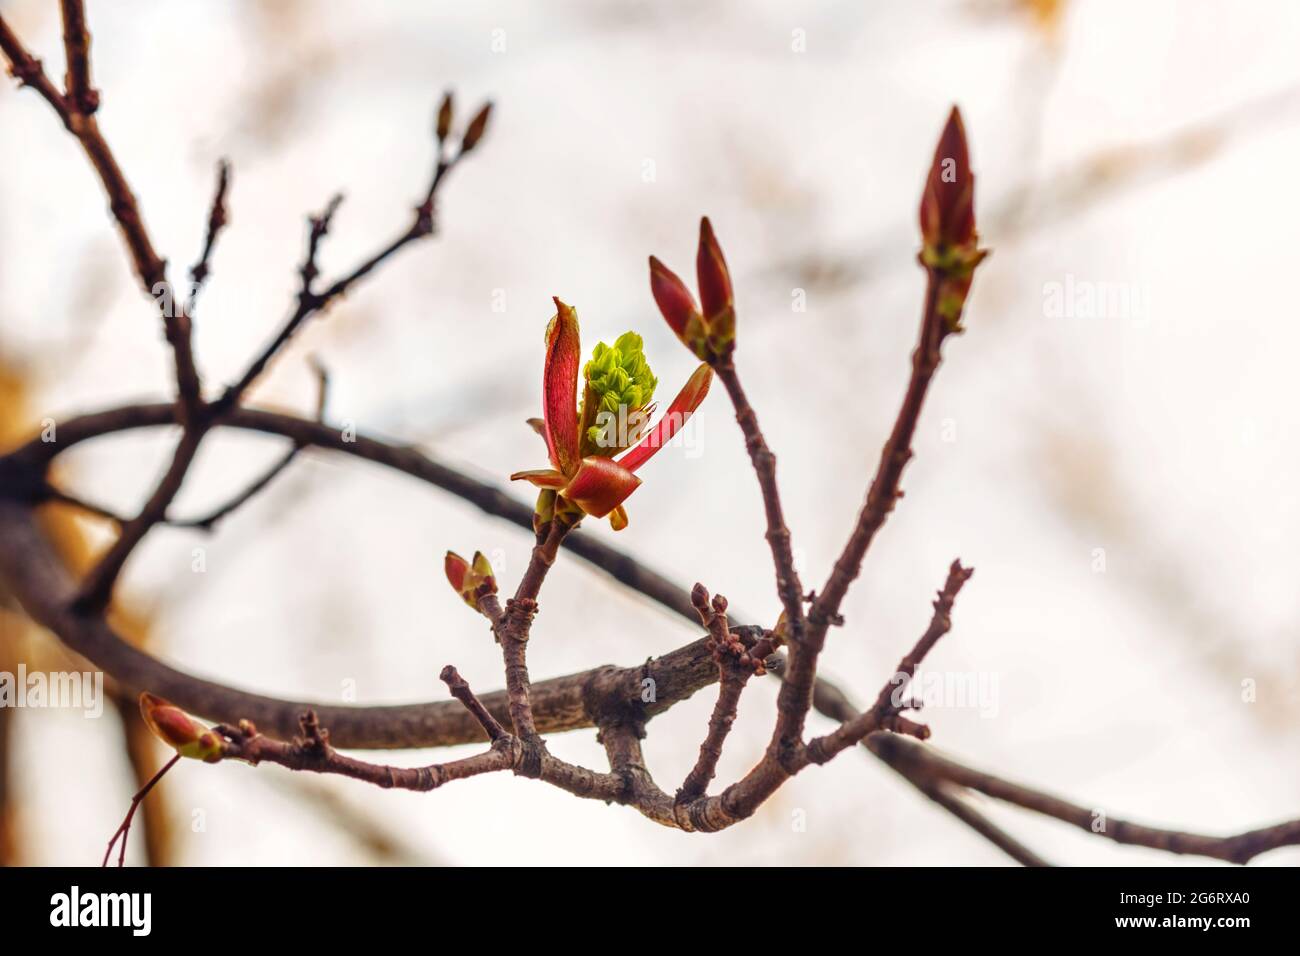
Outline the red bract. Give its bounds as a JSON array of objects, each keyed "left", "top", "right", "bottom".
[
  {"left": 648, "top": 217, "right": 736, "bottom": 363},
  {"left": 511, "top": 297, "right": 713, "bottom": 531}
]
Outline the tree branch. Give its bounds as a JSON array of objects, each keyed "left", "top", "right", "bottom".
[
  {"left": 0, "top": 405, "right": 1095, "bottom": 860},
  {"left": 676, "top": 584, "right": 775, "bottom": 803},
  {"left": 103, "top": 753, "right": 178, "bottom": 867},
  {"left": 810, "top": 274, "right": 951, "bottom": 638},
  {"left": 913, "top": 779, "right": 1051, "bottom": 867},
  {"left": 214, "top": 102, "right": 487, "bottom": 413},
  {"left": 3, "top": 17, "right": 483, "bottom": 613},
  {"left": 217, "top": 687, "right": 517, "bottom": 793},
  {"left": 186, "top": 157, "right": 231, "bottom": 309},
  {"left": 72, "top": 427, "right": 205, "bottom": 613},
  {"left": 58, "top": 0, "right": 98, "bottom": 115},
  {"left": 870, "top": 734, "right": 1300, "bottom": 865},
  {"left": 1, "top": 13, "right": 199, "bottom": 411},
  {"left": 0, "top": 15, "right": 70, "bottom": 124},
  {"left": 714, "top": 361, "right": 805, "bottom": 636},
  {"left": 806, "top": 559, "right": 972, "bottom": 765}
]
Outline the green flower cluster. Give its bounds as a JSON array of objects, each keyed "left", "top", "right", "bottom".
[
  {"left": 586, "top": 331, "right": 657, "bottom": 410},
  {"left": 583, "top": 332, "right": 657, "bottom": 448}
]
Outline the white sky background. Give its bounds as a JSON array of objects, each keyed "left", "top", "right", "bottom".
[{"left": 2, "top": 0, "right": 1299, "bottom": 865}]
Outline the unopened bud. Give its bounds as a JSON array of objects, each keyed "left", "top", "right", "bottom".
[
  {"left": 436, "top": 91, "right": 454, "bottom": 143},
  {"left": 918, "top": 106, "right": 986, "bottom": 334},
  {"left": 696, "top": 217, "right": 734, "bottom": 320},
  {"left": 445, "top": 550, "right": 498, "bottom": 608},
  {"left": 647, "top": 218, "right": 737, "bottom": 364},
  {"left": 649, "top": 256, "right": 699, "bottom": 341},
  {"left": 461, "top": 102, "right": 493, "bottom": 153},
  {"left": 919, "top": 106, "right": 977, "bottom": 253},
  {"left": 139, "top": 693, "right": 225, "bottom": 763}
]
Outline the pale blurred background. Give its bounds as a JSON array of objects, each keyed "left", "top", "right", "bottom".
[{"left": 1, "top": 0, "right": 1298, "bottom": 865}]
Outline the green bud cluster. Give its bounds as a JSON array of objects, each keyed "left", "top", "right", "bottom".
[{"left": 583, "top": 332, "right": 657, "bottom": 444}]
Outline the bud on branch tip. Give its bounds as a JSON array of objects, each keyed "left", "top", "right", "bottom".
[
  {"left": 138, "top": 692, "right": 224, "bottom": 762},
  {"left": 918, "top": 106, "right": 987, "bottom": 334},
  {"left": 445, "top": 550, "right": 497, "bottom": 608},
  {"left": 649, "top": 217, "right": 735, "bottom": 362},
  {"left": 461, "top": 101, "right": 492, "bottom": 153},
  {"left": 436, "top": 90, "right": 454, "bottom": 143}
]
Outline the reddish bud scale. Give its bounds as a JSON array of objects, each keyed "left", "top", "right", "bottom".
[
  {"left": 436, "top": 91, "right": 454, "bottom": 143},
  {"left": 461, "top": 102, "right": 492, "bottom": 153},
  {"left": 918, "top": 106, "right": 987, "bottom": 334},
  {"left": 920, "top": 106, "right": 977, "bottom": 252},
  {"left": 648, "top": 256, "right": 698, "bottom": 339},
  {"left": 139, "top": 692, "right": 225, "bottom": 763},
  {"left": 648, "top": 217, "right": 737, "bottom": 363},
  {"left": 696, "top": 217, "right": 733, "bottom": 320},
  {"left": 445, "top": 551, "right": 498, "bottom": 608}
]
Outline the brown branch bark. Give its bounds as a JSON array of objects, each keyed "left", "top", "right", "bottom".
[
  {"left": 214, "top": 114, "right": 481, "bottom": 412},
  {"left": 913, "top": 779, "right": 1051, "bottom": 867},
  {"left": 186, "top": 158, "right": 231, "bottom": 307},
  {"left": 73, "top": 426, "right": 205, "bottom": 613},
  {"left": 676, "top": 585, "right": 774, "bottom": 804},
  {"left": 810, "top": 273, "right": 949, "bottom": 638},
  {"left": 1, "top": 13, "right": 200, "bottom": 412},
  {"left": 714, "top": 361, "right": 805, "bottom": 636},
  {"left": 58, "top": 1, "right": 97, "bottom": 115},
  {"left": 0, "top": 16, "right": 71, "bottom": 124},
  {"left": 870, "top": 734, "right": 1300, "bottom": 864},
  {"left": 715, "top": 360, "right": 816, "bottom": 767},
  {"left": 218, "top": 689, "right": 517, "bottom": 793},
  {"left": 491, "top": 518, "right": 572, "bottom": 751},
  {"left": 807, "top": 559, "right": 973, "bottom": 764}
]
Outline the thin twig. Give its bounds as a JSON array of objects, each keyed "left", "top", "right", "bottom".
[
  {"left": 916, "top": 779, "right": 1052, "bottom": 867},
  {"left": 73, "top": 427, "right": 205, "bottom": 613},
  {"left": 1, "top": 14, "right": 199, "bottom": 412},
  {"left": 807, "top": 560, "right": 973, "bottom": 764},
  {"left": 58, "top": 1, "right": 98, "bottom": 115},
  {"left": 0, "top": 15, "right": 71, "bottom": 124},
  {"left": 186, "top": 158, "right": 231, "bottom": 308},
  {"left": 102, "top": 753, "right": 179, "bottom": 867},
  {"left": 676, "top": 585, "right": 769, "bottom": 804},
  {"left": 810, "top": 274, "right": 949, "bottom": 636},
  {"left": 167, "top": 360, "right": 329, "bottom": 532},
  {"left": 167, "top": 448, "right": 297, "bottom": 532},
  {"left": 216, "top": 710, "right": 515, "bottom": 791},
  {"left": 492, "top": 516, "right": 572, "bottom": 759},
  {"left": 115, "top": 692, "right": 174, "bottom": 865},
  {"left": 439, "top": 666, "right": 508, "bottom": 742},
  {"left": 871, "top": 734, "right": 1300, "bottom": 865},
  {"left": 215, "top": 114, "right": 483, "bottom": 412},
  {"left": 714, "top": 361, "right": 805, "bottom": 637}
]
